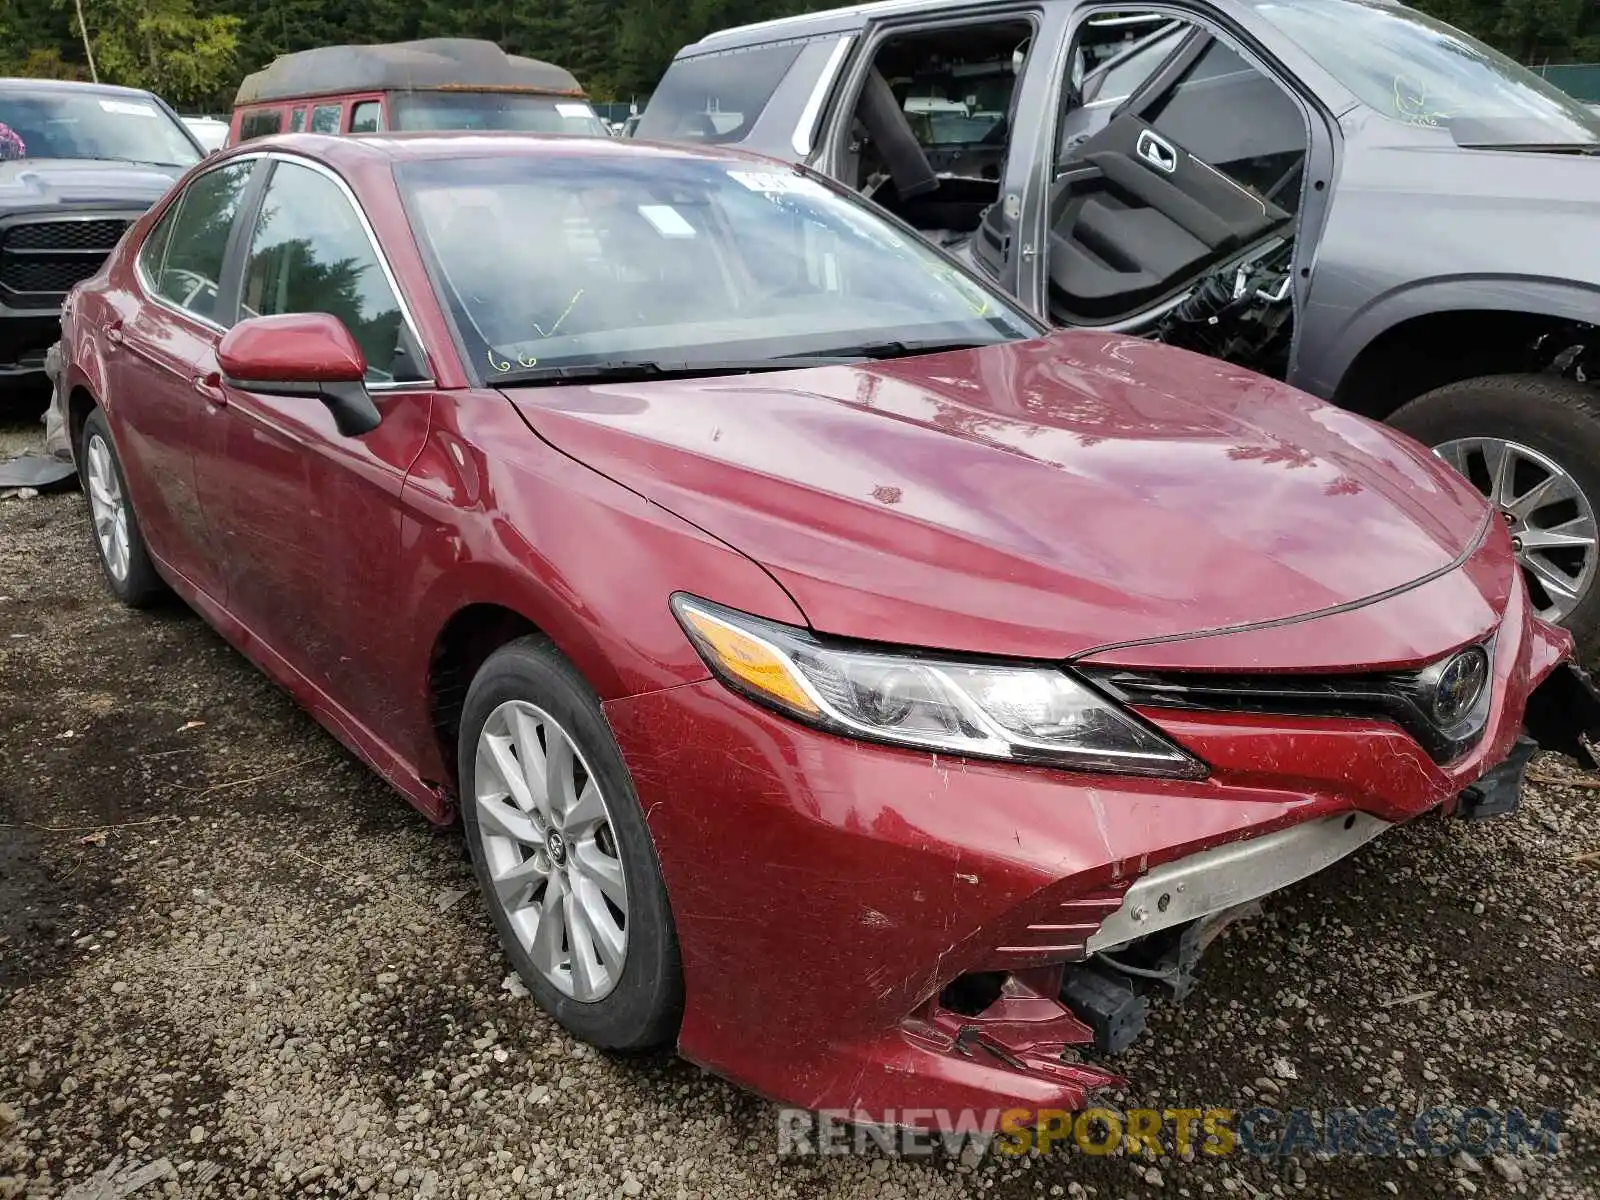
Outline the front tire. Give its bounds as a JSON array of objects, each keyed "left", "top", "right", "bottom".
[
  {"left": 1389, "top": 374, "right": 1600, "bottom": 658},
  {"left": 79, "top": 407, "right": 165, "bottom": 607},
  {"left": 457, "top": 636, "right": 683, "bottom": 1051}
]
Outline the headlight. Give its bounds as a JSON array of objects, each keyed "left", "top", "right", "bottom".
[{"left": 671, "top": 595, "right": 1206, "bottom": 779}]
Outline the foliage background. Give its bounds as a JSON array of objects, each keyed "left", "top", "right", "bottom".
[{"left": 2, "top": 0, "right": 1598, "bottom": 111}]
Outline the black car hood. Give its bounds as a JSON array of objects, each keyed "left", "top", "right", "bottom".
[{"left": 0, "top": 159, "right": 186, "bottom": 211}]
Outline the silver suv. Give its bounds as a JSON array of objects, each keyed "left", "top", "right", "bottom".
[{"left": 642, "top": 0, "right": 1600, "bottom": 656}]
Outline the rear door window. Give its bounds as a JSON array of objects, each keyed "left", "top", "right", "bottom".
[
  {"left": 1088, "top": 24, "right": 1184, "bottom": 103},
  {"left": 1144, "top": 39, "right": 1308, "bottom": 210},
  {"left": 635, "top": 42, "right": 804, "bottom": 143},
  {"left": 150, "top": 161, "right": 255, "bottom": 322}
]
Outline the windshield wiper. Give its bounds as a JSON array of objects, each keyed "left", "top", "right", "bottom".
[
  {"left": 489, "top": 355, "right": 860, "bottom": 387},
  {"left": 1463, "top": 142, "right": 1600, "bottom": 155},
  {"left": 806, "top": 337, "right": 1002, "bottom": 360}
]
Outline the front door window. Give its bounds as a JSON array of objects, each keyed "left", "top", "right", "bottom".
[{"left": 238, "top": 160, "right": 422, "bottom": 382}]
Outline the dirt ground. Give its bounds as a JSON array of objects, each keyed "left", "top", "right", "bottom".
[{"left": 1, "top": 410, "right": 1597, "bottom": 1200}]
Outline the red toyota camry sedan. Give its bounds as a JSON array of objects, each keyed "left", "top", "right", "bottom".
[{"left": 56, "top": 133, "right": 1598, "bottom": 1120}]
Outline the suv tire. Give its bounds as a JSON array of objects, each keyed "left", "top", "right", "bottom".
[{"left": 1389, "top": 373, "right": 1600, "bottom": 657}]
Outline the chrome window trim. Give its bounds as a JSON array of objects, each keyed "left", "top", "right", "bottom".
[
  {"left": 130, "top": 149, "right": 436, "bottom": 389},
  {"left": 131, "top": 154, "right": 261, "bottom": 335},
  {"left": 792, "top": 35, "right": 855, "bottom": 157},
  {"left": 248, "top": 153, "right": 436, "bottom": 390}
]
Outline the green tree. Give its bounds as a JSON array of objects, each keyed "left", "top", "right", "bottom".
[
  {"left": 5, "top": 0, "right": 1599, "bottom": 113},
  {"left": 81, "top": 0, "right": 242, "bottom": 107}
]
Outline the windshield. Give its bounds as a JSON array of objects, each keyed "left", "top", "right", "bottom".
[
  {"left": 1250, "top": 0, "right": 1600, "bottom": 147},
  {"left": 398, "top": 154, "right": 1038, "bottom": 380},
  {"left": 0, "top": 87, "right": 200, "bottom": 167},
  {"left": 391, "top": 92, "right": 608, "bottom": 136}
]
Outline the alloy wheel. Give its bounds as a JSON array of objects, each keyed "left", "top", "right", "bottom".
[
  {"left": 1434, "top": 436, "right": 1598, "bottom": 623},
  {"left": 85, "top": 434, "right": 131, "bottom": 584},
  {"left": 472, "top": 699, "right": 629, "bottom": 1001}
]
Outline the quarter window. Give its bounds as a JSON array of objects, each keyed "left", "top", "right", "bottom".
[
  {"left": 349, "top": 101, "right": 383, "bottom": 133},
  {"left": 239, "top": 109, "right": 282, "bottom": 141},
  {"left": 151, "top": 161, "right": 254, "bottom": 322},
  {"left": 309, "top": 104, "right": 342, "bottom": 135},
  {"left": 238, "top": 160, "right": 420, "bottom": 383},
  {"left": 634, "top": 42, "right": 804, "bottom": 143},
  {"left": 136, "top": 204, "right": 176, "bottom": 286}
]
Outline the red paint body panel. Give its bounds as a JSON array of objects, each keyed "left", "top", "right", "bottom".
[
  {"left": 509, "top": 332, "right": 1490, "bottom": 659},
  {"left": 105, "top": 291, "right": 230, "bottom": 599},
  {"left": 217, "top": 312, "right": 367, "bottom": 381},
  {"left": 604, "top": 577, "right": 1559, "bottom": 1115},
  {"left": 52, "top": 134, "right": 1574, "bottom": 1118},
  {"left": 1079, "top": 513, "right": 1523, "bottom": 671}
]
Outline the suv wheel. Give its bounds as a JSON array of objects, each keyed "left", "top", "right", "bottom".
[{"left": 1389, "top": 374, "right": 1600, "bottom": 655}]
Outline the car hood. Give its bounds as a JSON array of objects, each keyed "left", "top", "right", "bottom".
[
  {"left": 0, "top": 158, "right": 185, "bottom": 210},
  {"left": 506, "top": 332, "right": 1491, "bottom": 660}
]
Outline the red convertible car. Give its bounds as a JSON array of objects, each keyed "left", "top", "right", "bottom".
[{"left": 56, "top": 132, "right": 1598, "bottom": 1120}]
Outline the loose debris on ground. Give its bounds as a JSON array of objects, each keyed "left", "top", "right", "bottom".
[{"left": 1, "top": 416, "right": 1597, "bottom": 1199}]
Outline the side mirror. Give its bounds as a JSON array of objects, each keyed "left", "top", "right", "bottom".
[{"left": 218, "top": 312, "right": 382, "bottom": 437}]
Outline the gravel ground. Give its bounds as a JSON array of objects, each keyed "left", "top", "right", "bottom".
[{"left": 1, "top": 412, "right": 1597, "bottom": 1200}]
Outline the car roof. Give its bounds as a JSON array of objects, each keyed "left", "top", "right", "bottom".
[
  {"left": 0, "top": 77, "right": 164, "bottom": 100},
  {"left": 222, "top": 130, "right": 782, "bottom": 172},
  {"left": 678, "top": 0, "right": 1406, "bottom": 53},
  {"left": 233, "top": 38, "right": 584, "bottom": 106},
  {"left": 681, "top": 0, "right": 975, "bottom": 53}
]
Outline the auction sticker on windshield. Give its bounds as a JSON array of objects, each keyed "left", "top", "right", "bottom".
[
  {"left": 638, "top": 204, "right": 698, "bottom": 238},
  {"left": 98, "top": 99, "right": 159, "bottom": 118},
  {"left": 727, "top": 169, "right": 830, "bottom": 197}
]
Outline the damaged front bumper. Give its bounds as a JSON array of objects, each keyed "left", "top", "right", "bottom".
[
  {"left": 1087, "top": 658, "right": 1600, "bottom": 948},
  {"left": 601, "top": 591, "right": 1591, "bottom": 1119},
  {"left": 1086, "top": 809, "right": 1393, "bottom": 955}
]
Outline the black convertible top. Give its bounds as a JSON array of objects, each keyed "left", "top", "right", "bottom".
[{"left": 234, "top": 38, "right": 585, "bottom": 106}]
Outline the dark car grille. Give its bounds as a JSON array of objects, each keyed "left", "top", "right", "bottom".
[
  {"left": 5, "top": 219, "right": 133, "bottom": 251},
  {"left": 1080, "top": 639, "right": 1497, "bottom": 766},
  {"left": 0, "top": 216, "right": 135, "bottom": 305},
  {"left": 1, "top": 256, "right": 108, "bottom": 294}
]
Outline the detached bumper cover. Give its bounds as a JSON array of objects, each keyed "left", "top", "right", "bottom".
[{"left": 603, "top": 567, "right": 1569, "bottom": 1116}]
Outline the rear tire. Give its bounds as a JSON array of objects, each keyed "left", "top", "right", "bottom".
[
  {"left": 1389, "top": 373, "right": 1600, "bottom": 657},
  {"left": 79, "top": 407, "right": 165, "bottom": 608},
  {"left": 457, "top": 636, "right": 683, "bottom": 1051}
]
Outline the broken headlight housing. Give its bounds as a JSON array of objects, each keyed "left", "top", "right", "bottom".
[{"left": 672, "top": 595, "right": 1206, "bottom": 779}]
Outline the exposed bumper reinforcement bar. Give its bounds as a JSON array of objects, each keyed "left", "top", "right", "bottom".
[{"left": 1085, "top": 811, "right": 1393, "bottom": 954}]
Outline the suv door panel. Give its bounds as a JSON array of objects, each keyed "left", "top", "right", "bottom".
[{"left": 1047, "top": 111, "right": 1288, "bottom": 319}]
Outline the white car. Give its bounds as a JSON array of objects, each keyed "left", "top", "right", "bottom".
[{"left": 181, "top": 115, "right": 229, "bottom": 152}]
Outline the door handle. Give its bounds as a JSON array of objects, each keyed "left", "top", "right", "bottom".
[
  {"left": 193, "top": 373, "right": 227, "bottom": 406},
  {"left": 1136, "top": 129, "right": 1178, "bottom": 174}
]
